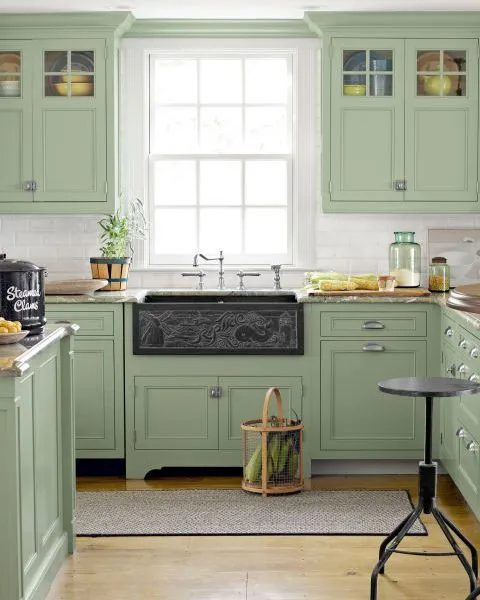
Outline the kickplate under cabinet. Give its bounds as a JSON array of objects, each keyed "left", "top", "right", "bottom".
[{"left": 132, "top": 303, "right": 304, "bottom": 355}]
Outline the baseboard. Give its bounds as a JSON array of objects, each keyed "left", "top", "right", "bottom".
[{"left": 311, "top": 459, "right": 446, "bottom": 475}]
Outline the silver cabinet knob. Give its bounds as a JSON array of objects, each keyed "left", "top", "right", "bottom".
[
  {"left": 444, "top": 326, "right": 454, "bottom": 337},
  {"left": 469, "top": 374, "right": 480, "bottom": 383},
  {"left": 467, "top": 441, "right": 479, "bottom": 454},
  {"left": 456, "top": 427, "right": 467, "bottom": 439},
  {"left": 457, "top": 363, "right": 469, "bottom": 375},
  {"left": 459, "top": 338, "right": 468, "bottom": 350},
  {"left": 394, "top": 179, "right": 407, "bottom": 191},
  {"left": 471, "top": 347, "right": 480, "bottom": 359}
]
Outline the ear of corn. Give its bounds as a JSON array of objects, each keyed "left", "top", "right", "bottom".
[
  {"left": 348, "top": 277, "right": 378, "bottom": 290},
  {"left": 318, "top": 280, "right": 358, "bottom": 291},
  {"left": 245, "top": 443, "right": 262, "bottom": 482}
]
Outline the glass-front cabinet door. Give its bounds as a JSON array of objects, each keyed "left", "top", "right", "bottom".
[
  {"left": 0, "top": 42, "right": 33, "bottom": 203},
  {"left": 405, "top": 39, "right": 478, "bottom": 205},
  {"left": 33, "top": 39, "right": 106, "bottom": 203},
  {"left": 330, "top": 39, "right": 405, "bottom": 204},
  {"left": 44, "top": 49, "right": 95, "bottom": 98}
]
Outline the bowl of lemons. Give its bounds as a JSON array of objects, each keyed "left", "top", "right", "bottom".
[{"left": 0, "top": 318, "right": 28, "bottom": 344}]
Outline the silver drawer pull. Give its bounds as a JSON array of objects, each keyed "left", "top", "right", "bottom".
[
  {"left": 467, "top": 441, "right": 479, "bottom": 455},
  {"left": 444, "top": 326, "right": 454, "bottom": 337},
  {"left": 446, "top": 364, "right": 456, "bottom": 377},
  {"left": 471, "top": 347, "right": 480, "bottom": 359},
  {"left": 459, "top": 338, "right": 468, "bottom": 350},
  {"left": 456, "top": 427, "right": 467, "bottom": 439},
  {"left": 362, "top": 320, "right": 385, "bottom": 330},
  {"left": 362, "top": 343, "right": 385, "bottom": 352},
  {"left": 469, "top": 374, "right": 480, "bottom": 383},
  {"left": 458, "top": 363, "right": 469, "bottom": 375}
]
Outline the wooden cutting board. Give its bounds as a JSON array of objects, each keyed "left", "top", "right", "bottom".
[{"left": 309, "top": 287, "right": 431, "bottom": 297}]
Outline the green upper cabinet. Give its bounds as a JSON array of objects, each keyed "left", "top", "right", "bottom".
[
  {"left": 0, "top": 12, "right": 133, "bottom": 214},
  {"left": 308, "top": 12, "right": 480, "bottom": 213}
]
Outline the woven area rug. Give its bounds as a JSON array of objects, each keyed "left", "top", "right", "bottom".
[{"left": 75, "top": 489, "right": 427, "bottom": 537}]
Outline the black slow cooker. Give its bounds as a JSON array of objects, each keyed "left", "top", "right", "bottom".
[{"left": 0, "top": 254, "right": 46, "bottom": 335}]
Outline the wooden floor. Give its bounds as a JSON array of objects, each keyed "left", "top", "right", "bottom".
[{"left": 46, "top": 471, "right": 480, "bottom": 600}]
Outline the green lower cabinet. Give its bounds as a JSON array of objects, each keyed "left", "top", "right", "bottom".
[
  {"left": 0, "top": 334, "right": 75, "bottom": 600},
  {"left": 134, "top": 376, "right": 219, "bottom": 451},
  {"left": 439, "top": 344, "right": 459, "bottom": 477},
  {"left": 46, "top": 305, "right": 124, "bottom": 459},
  {"left": 320, "top": 339, "right": 427, "bottom": 451},
  {"left": 73, "top": 339, "right": 117, "bottom": 453},
  {"left": 128, "top": 374, "right": 302, "bottom": 478},
  {"left": 218, "top": 377, "right": 302, "bottom": 450},
  {"left": 455, "top": 420, "right": 480, "bottom": 516}
]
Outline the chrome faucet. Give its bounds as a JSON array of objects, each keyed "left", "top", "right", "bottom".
[{"left": 193, "top": 250, "right": 225, "bottom": 289}]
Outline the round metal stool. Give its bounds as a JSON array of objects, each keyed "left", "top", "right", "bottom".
[{"left": 370, "top": 377, "right": 480, "bottom": 600}]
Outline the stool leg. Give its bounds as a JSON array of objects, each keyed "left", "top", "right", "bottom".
[
  {"left": 465, "top": 587, "right": 480, "bottom": 600},
  {"left": 431, "top": 507, "right": 477, "bottom": 592},
  {"left": 377, "top": 510, "right": 416, "bottom": 573},
  {"left": 434, "top": 507, "right": 478, "bottom": 577},
  {"left": 370, "top": 502, "right": 424, "bottom": 600}
]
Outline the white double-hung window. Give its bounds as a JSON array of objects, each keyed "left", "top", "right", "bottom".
[{"left": 122, "top": 38, "right": 317, "bottom": 268}]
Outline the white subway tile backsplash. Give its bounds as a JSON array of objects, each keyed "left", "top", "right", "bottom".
[{"left": 2, "top": 211, "right": 480, "bottom": 285}]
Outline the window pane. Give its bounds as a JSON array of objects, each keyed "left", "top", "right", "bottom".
[
  {"left": 153, "top": 161, "right": 196, "bottom": 206},
  {"left": 152, "top": 107, "right": 197, "bottom": 152},
  {"left": 199, "top": 160, "right": 241, "bottom": 205},
  {"left": 200, "top": 107, "right": 242, "bottom": 152},
  {"left": 245, "top": 58, "right": 288, "bottom": 104},
  {"left": 200, "top": 59, "right": 242, "bottom": 104},
  {"left": 245, "top": 208, "right": 287, "bottom": 253},
  {"left": 153, "top": 59, "right": 197, "bottom": 104},
  {"left": 245, "top": 160, "right": 287, "bottom": 205},
  {"left": 199, "top": 208, "right": 242, "bottom": 253},
  {"left": 154, "top": 208, "right": 196, "bottom": 254},
  {"left": 245, "top": 107, "right": 288, "bottom": 152}
]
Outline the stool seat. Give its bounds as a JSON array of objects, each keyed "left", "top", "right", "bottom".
[
  {"left": 378, "top": 377, "right": 480, "bottom": 398},
  {"left": 370, "top": 376, "right": 480, "bottom": 600}
]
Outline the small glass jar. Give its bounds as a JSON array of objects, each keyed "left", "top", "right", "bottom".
[
  {"left": 389, "top": 231, "right": 421, "bottom": 287},
  {"left": 378, "top": 274, "right": 396, "bottom": 292},
  {"left": 428, "top": 256, "right": 450, "bottom": 292}
]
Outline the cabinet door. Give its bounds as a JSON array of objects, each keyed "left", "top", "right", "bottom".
[
  {"left": 329, "top": 39, "right": 404, "bottom": 204},
  {"left": 73, "top": 339, "right": 116, "bottom": 451},
  {"left": 405, "top": 40, "right": 478, "bottom": 205},
  {"left": 320, "top": 339, "right": 426, "bottom": 450},
  {"left": 218, "top": 376, "right": 302, "bottom": 450},
  {"left": 439, "top": 345, "right": 459, "bottom": 476},
  {"left": 134, "top": 376, "right": 219, "bottom": 450},
  {"left": 32, "top": 39, "right": 107, "bottom": 203},
  {"left": 0, "top": 41, "right": 33, "bottom": 203}
]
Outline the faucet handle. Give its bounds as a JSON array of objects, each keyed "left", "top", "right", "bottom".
[
  {"left": 271, "top": 264, "right": 282, "bottom": 289},
  {"left": 236, "top": 271, "right": 261, "bottom": 290},
  {"left": 181, "top": 270, "right": 206, "bottom": 290}
]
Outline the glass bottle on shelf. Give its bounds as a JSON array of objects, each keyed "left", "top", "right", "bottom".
[
  {"left": 389, "top": 231, "right": 421, "bottom": 288},
  {"left": 428, "top": 256, "right": 450, "bottom": 292}
]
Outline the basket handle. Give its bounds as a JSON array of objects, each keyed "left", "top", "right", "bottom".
[{"left": 262, "top": 387, "right": 284, "bottom": 426}]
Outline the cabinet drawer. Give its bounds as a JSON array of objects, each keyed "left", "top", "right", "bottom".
[
  {"left": 456, "top": 422, "right": 480, "bottom": 513},
  {"left": 321, "top": 311, "right": 427, "bottom": 337},
  {"left": 46, "top": 310, "right": 114, "bottom": 336}
]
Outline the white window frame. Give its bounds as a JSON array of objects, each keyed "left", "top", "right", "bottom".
[{"left": 121, "top": 37, "right": 318, "bottom": 271}]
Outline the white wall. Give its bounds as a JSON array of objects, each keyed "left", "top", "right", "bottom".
[{"left": 4, "top": 212, "right": 480, "bottom": 289}]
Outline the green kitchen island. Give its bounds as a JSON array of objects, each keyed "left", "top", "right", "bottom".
[{"left": 0, "top": 323, "right": 78, "bottom": 600}]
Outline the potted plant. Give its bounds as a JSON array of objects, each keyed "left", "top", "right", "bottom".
[{"left": 90, "top": 197, "right": 147, "bottom": 291}]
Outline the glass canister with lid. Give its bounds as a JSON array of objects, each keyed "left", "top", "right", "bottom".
[
  {"left": 388, "top": 231, "right": 421, "bottom": 287},
  {"left": 428, "top": 256, "right": 450, "bottom": 292}
]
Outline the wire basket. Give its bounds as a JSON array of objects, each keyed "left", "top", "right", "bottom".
[{"left": 241, "top": 387, "right": 304, "bottom": 496}]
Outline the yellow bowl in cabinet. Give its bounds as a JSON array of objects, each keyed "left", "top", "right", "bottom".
[
  {"left": 343, "top": 84, "right": 366, "bottom": 96},
  {"left": 54, "top": 82, "right": 93, "bottom": 96},
  {"left": 61, "top": 73, "right": 91, "bottom": 83}
]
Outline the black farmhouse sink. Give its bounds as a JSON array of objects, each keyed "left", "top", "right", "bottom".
[
  {"left": 143, "top": 292, "right": 297, "bottom": 303},
  {"left": 133, "top": 292, "right": 303, "bottom": 355}
]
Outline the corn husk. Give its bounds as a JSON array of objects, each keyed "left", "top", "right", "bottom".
[
  {"left": 348, "top": 277, "right": 378, "bottom": 290},
  {"left": 318, "top": 280, "right": 358, "bottom": 291}
]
